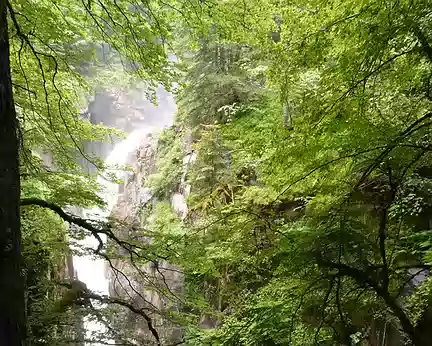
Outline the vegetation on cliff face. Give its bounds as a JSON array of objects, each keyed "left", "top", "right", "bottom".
[
  {"left": 148, "top": 1, "right": 432, "bottom": 345},
  {"left": 3, "top": 0, "right": 432, "bottom": 345}
]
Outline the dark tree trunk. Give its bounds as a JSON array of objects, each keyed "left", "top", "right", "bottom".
[{"left": 0, "top": 1, "right": 25, "bottom": 345}]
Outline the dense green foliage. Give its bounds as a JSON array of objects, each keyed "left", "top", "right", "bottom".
[
  {"left": 145, "top": 1, "right": 432, "bottom": 345},
  {"left": 9, "top": 0, "right": 181, "bottom": 343},
  {"left": 8, "top": 0, "right": 432, "bottom": 345}
]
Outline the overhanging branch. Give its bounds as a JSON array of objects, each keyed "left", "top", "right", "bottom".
[
  {"left": 21, "top": 198, "right": 106, "bottom": 252},
  {"left": 85, "top": 292, "right": 161, "bottom": 345},
  {"left": 20, "top": 198, "right": 152, "bottom": 258},
  {"left": 59, "top": 281, "right": 161, "bottom": 345},
  {"left": 318, "top": 259, "right": 419, "bottom": 344}
]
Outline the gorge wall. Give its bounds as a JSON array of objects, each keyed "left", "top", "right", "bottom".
[
  {"left": 77, "top": 84, "right": 187, "bottom": 344},
  {"left": 108, "top": 130, "right": 189, "bottom": 344}
]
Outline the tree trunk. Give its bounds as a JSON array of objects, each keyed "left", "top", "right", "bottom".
[
  {"left": 0, "top": 1, "right": 25, "bottom": 345},
  {"left": 283, "top": 101, "right": 293, "bottom": 130}
]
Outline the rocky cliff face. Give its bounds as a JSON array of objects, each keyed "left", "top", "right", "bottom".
[
  {"left": 107, "top": 130, "right": 188, "bottom": 345},
  {"left": 61, "top": 78, "right": 187, "bottom": 344}
]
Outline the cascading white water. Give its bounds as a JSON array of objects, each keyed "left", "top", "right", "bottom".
[
  {"left": 73, "top": 86, "right": 175, "bottom": 344},
  {"left": 73, "top": 130, "right": 148, "bottom": 344}
]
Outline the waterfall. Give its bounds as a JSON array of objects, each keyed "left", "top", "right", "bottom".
[{"left": 72, "top": 86, "right": 176, "bottom": 344}]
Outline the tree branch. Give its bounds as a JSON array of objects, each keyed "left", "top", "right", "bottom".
[
  {"left": 315, "top": 49, "right": 414, "bottom": 126},
  {"left": 314, "top": 278, "right": 334, "bottom": 343},
  {"left": 354, "top": 111, "right": 432, "bottom": 190},
  {"left": 21, "top": 198, "right": 106, "bottom": 252},
  {"left": 414, "top": 27, "right": 432, "bottom": 63},
  {"left": 318, "top": 259, "right": 419, "bottom": 344},
  {"left": 85, "top": 292, "right": 161, "bottom": 345},
  {"left": 378, "top": 208, "right": 389, "bottom": 290},
  {"left": 59, "top": 281, "right": 161, "bottom": 345}
]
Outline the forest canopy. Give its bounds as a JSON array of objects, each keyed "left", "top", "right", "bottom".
[{"left": 2, "top": 0, "right": 432, "bottom": 345}]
